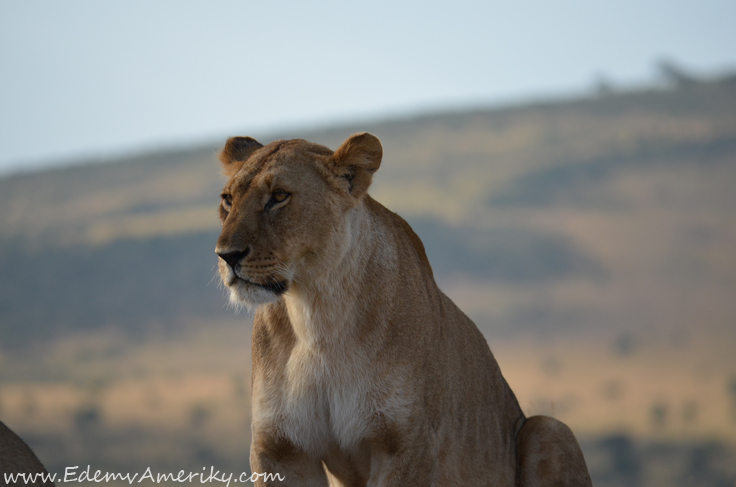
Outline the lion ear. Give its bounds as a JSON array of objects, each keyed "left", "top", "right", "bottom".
[
  {"left": 219, "top": 136, "right": 264, "bottom": 177},
  {"left": 331, "top": 133, "right": 383, "bottom": 198}
]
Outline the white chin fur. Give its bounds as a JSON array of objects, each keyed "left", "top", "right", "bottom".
[{"left": 227, "top": 279, "right": 281, "bottom": 311}]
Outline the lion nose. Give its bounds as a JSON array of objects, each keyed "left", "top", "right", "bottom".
[{"left": 216, "top": 247, "right": 251, "bottom": 270}]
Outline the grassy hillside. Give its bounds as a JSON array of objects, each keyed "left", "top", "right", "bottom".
[
  {"left": 2, "top": 75, "right": 735, "bottom": 343},
  {"left": 1, "top": 74, "right": 736, "bottom": 486}
]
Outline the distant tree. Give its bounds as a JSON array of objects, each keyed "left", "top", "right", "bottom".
[
  {"left": 594, "top": 74, "right": 615, "bottom": 97},
  {"left": 73, "top": 403, "right": 101, "bottom": 431},
  {"left": 597, "top": 435, "right": 642, "bottom": 486},
  {"left": 657, "top": 58, "right": 699, "bottom": 87},
  {"left": 650, "top": 401, "right": 668, "bottom": 430},
  {"left": 683, "top": 441, "right": 729, "bottom": 486},
  {"left": 189, "top": 403, "right": 211, "bottom": 429},
  {"left": 613, "top": 333, "right": 636, "bottom": 357},
  {"left": 682, "top": 400, "right": 699, "bottom": 425}
]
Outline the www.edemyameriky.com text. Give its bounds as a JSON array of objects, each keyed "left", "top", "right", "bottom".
[{"left": 4, "top": 466, "right": 285, "bottom": 485}]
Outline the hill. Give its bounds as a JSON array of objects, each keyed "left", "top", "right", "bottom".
[
  {"left": 1, "top": 74, "right": 736, "bottom": 486},
  {"left": 1, "top": 74, "right": 735, "bottom": 346}
]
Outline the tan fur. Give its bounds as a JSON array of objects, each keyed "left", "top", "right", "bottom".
[
  {"left": 215, "top": 133, "right": 592, "bottom": 486},
  {"left": 0, "top": 421, "right": 55, "bottom": 486}
]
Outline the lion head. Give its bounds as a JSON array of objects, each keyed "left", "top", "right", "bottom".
[{"left": 215, "top": 133, "right": 383, "bottom": 308}]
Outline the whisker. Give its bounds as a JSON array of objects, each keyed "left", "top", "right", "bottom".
[{"left": 209, "top": 264, "right": 222, "bottom": 287}]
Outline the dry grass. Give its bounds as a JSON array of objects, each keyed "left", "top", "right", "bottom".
[{"left": 1, "top": 317, "right": 734, "bottom": 450}]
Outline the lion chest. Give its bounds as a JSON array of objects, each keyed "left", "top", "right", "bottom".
[
  {"left": 270, "top": 342, "right": 376, "bottom": 454},
  {"left": 253, "top": 297, "right": 410, "bottom": 456}
]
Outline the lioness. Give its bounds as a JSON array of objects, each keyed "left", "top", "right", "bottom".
[{"left": 215, "top": 133, "right": 591, "bottom": 486}]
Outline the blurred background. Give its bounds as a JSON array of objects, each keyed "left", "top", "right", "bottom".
[{"left": 1, "top": 1, "right": 736, "bottom": 486}]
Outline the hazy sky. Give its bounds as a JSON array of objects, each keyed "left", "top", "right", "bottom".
[{"left": 1, "top": 0, "right": 735, "bottom": 174}]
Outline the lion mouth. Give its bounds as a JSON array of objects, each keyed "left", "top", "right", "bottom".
[{"left": 233, "top": 276, "right": 288, "bottom": 296}]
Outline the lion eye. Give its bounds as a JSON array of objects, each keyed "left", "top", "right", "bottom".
[
  {"left": 265, "top": 190, "right": 290, "bottom": 211},
  {"left": 221, "top": 194, "right": 233, "bottom": 208}
]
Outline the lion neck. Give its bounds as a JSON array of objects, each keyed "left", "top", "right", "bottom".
[{"left": 282, "top": 198, "right": 392, "bottom": 350}]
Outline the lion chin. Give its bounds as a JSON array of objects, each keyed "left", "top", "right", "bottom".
[{"left": 226, "top": 277, "right": 288, "bottom": 310}]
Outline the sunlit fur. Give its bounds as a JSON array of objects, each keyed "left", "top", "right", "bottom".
[{"left": 216, "top": 133, "right": 591, "bottom": 486}]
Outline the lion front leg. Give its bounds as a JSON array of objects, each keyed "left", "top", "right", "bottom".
[
  {"left": 367, "top": 444, "right": 438, "bottom": 486},
  {"left": 250, "top": 433, "right": 329, "bottom": 487},
  {"left": 516, "top": 416, "right": 592, "bottom": 487}
]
